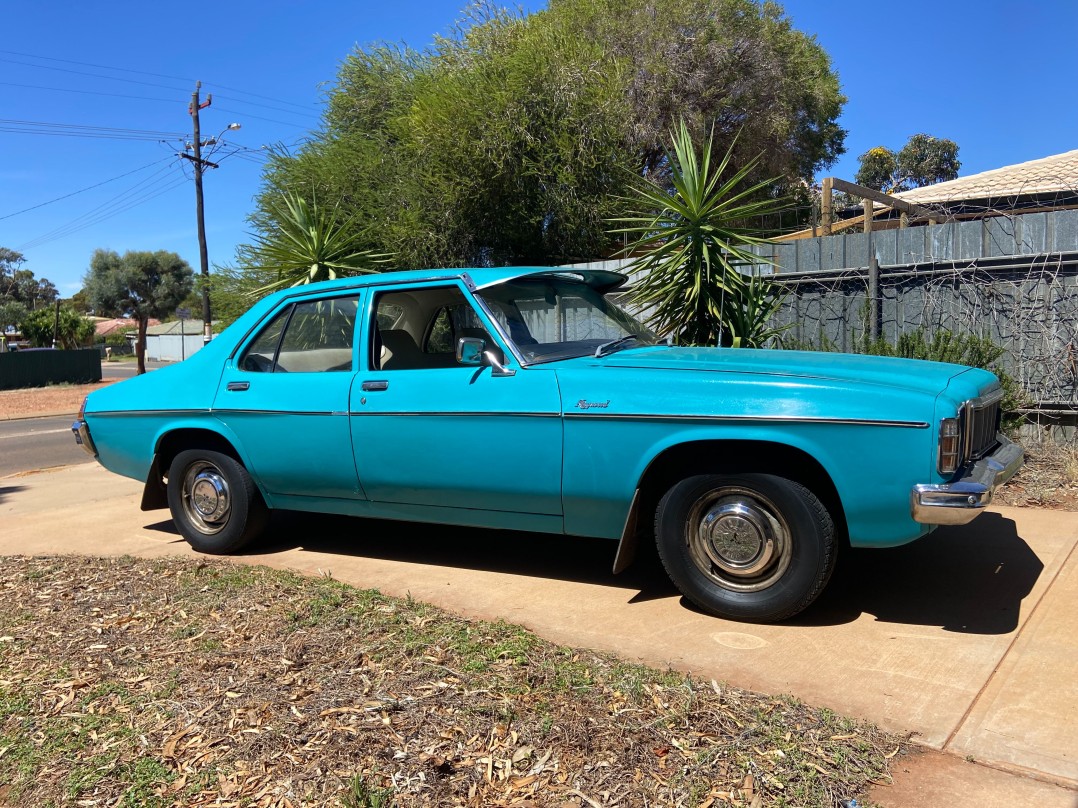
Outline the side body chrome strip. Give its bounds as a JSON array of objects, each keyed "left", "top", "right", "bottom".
[
  {"left": 562, "top": 412, "right": 929, "bottom": 428},
  {"left": 90, "top": 408, "right": 926, "bottom": 428}
]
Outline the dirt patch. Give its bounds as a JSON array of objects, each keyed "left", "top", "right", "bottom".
[
  {"left": 0, "top": 380, "right": 118, "bottom": 420},
  {"left": 0, "top": 556, "right": 907, "bottom": 807}
]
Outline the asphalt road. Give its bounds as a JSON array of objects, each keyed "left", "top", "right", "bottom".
[
  {"left": 101, "top": 359, "right": 167, "bottom": 379},
  {"left": 0, "top": 416, "right": 92, "bottom": 477},
  {"left": 0, "top": 361, "right": 165, "bottom": 478}
]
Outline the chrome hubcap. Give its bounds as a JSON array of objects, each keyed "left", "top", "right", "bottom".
[
  {"left": 686, "top": 487, "right": 791, "bottom": 592},
  {"left": 182, "top": 463, "right": 231, "bottom": 535}
]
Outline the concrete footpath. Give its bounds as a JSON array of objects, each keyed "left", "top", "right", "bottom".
[{"left": 2, "top": 463, "right": 1076, "bottom": 807}]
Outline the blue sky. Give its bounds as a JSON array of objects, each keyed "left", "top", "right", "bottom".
[{"left": 2, "top": 0, "right": 1076, "bottom": 296}]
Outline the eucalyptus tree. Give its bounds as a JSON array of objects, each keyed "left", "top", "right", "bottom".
[
  {"left": 83, "top": 249, "right": 194, "bottom": 374},
  {"left": 245, "top": 0, "right": 845, "bottom": 271}
]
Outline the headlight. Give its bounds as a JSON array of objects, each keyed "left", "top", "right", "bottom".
[{"left": 938, "top": 417, "right": 961, "bottom": 475}]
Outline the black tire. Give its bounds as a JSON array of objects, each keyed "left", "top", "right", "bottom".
[
  {"left": 654, "top": 473, "right": 836, "bottom": 622},
  {"left": 166, "top": 449, "right": 268, "bottom": 554}
]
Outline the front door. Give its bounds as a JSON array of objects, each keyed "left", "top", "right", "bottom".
[{"left": 349, "top": 282, "right": 563, "bottom": 516}]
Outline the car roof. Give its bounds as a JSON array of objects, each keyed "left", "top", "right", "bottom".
[{"left": 276, "top": 266, "right": 627, "bottom": 297}]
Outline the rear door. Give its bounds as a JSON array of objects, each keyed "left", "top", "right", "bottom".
[{"left": 212, "top": 291, "right": 364, "bottom": 500}]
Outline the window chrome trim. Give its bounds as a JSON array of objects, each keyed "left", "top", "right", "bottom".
[
  {"left": 228, "top": 289, "right": 368, "bottom": 363},
  {"left": 562, "top": 412, "right": 929, "bottom": 428},
  {"left": 466, "top": 287, "right": 529, "bottom": 369}
]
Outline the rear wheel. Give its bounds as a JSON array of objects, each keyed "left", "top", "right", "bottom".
[
  {"left": 167, "top": 449, "right": 267, "bottom": 554},
  {"left": 655, "top": 473, "right": 836, "bottom": 622}
]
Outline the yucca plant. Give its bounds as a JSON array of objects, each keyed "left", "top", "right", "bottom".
[
  {"left": 239, "top": 193, "right": 388, "bottom": 296},
  {"left": 610, "top": 119, "right": 788, "bottom": 346},
  {"left": 723, "top": 272, "right": 791, "bottom": 348}
]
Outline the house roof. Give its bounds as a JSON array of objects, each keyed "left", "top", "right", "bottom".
[
  {"left": 895, "top": 149, "right": 1078, "bottom": 205},
  {"left": 94, "top": 317, "right": 160, "bottom": 336}
]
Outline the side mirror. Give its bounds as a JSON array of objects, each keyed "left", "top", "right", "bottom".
[
  {"left": 456, "top": 336, "right": 484, "bottom": 365},
  {"left": 456, "top": 336, "right": 516, "bottom": 377}
]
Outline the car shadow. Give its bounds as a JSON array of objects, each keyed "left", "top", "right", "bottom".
[
  {"left": 147, "top": 509, "right": 1043, "bottom": 635},
  {"left": 243, "top": 510, "right": 681, "bottom": 602},
  {"left": 791, "top": 511, "right": 1042, "bottom": 634}
]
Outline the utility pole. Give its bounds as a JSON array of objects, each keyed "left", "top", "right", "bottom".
[{"left": 188, "top": 81, "right": 213, "bottom": 344}]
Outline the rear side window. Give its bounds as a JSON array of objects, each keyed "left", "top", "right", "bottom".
[
  {"left": 240, "top": 308, "right": 290, "bottom": 373},
  {"left": 241, "top": 296, "right": 359, "bottom": 373}
]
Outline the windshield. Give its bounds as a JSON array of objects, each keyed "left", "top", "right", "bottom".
[{"left": 476, "top": 277, "right": 657, "bottom": 363}]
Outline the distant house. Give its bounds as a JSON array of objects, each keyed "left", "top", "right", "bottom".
[
  {"left": 894, "top": 148, "right": 1078, "bottom": 216},
  {"left": 145, "top": 319, "right": 211, "bottom": 362},
  {"left": 92, "top": 317, "right": 160, "bottom": 339}
]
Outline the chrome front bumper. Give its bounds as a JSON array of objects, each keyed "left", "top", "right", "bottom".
[
  {"left": 71, "top": 419, "right": 97, "bottom": 458},
  {"left": 911, "top": 433, "right": 1024, "bottom": 525}
]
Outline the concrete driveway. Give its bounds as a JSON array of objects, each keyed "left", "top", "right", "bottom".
[{"left": 2, "top": 463, "right": 1076, "bottom": 805}]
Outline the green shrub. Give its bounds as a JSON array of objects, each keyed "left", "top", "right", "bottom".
[{"left": 783, "top": 327, "right": 1028, "bottom": 421}]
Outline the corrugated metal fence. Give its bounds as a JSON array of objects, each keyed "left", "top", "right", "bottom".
[
  {"left": 568, "top": 212, "right": 1078, "bottom": 406},
  {"left": 755, "top": 211, "right": 1078, "bottom": 407}
]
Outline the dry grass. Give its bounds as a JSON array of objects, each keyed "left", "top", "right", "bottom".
[
  {"left": 0, "top": 556, "right": 907, "bottom": 807},
  {"left": 994, "top": 434, "right": 1078, "bottom": 510}
]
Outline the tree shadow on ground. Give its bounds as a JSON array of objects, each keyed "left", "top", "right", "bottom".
[
  {"left": 147, "top": 509, "right": 1043, "bottom": 636},
  {"left": 0, "top": 485, "right": 26, "bottom": 506}
]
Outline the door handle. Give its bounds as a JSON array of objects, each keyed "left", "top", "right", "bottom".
[
  {"left": 227, "top": 381, "right": 250, "bottom": 391},
  {"left": 361, "top": 380, "right": 389, "bottom": 392}
]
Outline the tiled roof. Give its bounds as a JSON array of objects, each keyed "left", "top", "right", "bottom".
[
  {"left": 895, "top": 149, "right": 1078, "bottom": 205},
  {"left": 93, "top": 317, "right": 160, "bottom": 336}
]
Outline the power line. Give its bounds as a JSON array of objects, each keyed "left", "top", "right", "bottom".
[
  {"left": 0, "top": 81, "right": 177, "bottom": 103},
  {"left": 16, "top": 162, "right": 185, "bottom": 250},
  {"left": 16, "top": 165, "right": 180, "bottom": 249},
  {"left": 0, "top": 157, "right": 173, "bottom": 222},
  {"left": 0, "top": 81, "right": 321, "bottom": 121},
  {"left": 198, "top": 84, "right": 319, "bottom": 114},
  {"left": 17, "top": 175, "right": 187, "bottom": 251},
  {"left": 0, "top": 57, "right": 190, "bottom": 93},
  {"left": 0, "top": 49, "right": 193, "bottom": 83},
  {"left": 2, "top": 50, "right": 321, "bottom": 113},
  {"left": 207, "top": 94, "right": 321, "bottom": 121},
  {"left": 0, "top": 128, "right": 184, "bottom": 143},
  {"left": 0, "top": 118, "right": 184, "bottom": 136},
  {"left": 0, "top": 118, "right": 185, "bottom": 143},
  {"left": 213, "top": 106, "right": 315, "bottom": 130}
]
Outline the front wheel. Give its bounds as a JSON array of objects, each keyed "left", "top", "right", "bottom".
[
  {"left": 655, "top": 474, "right": 836, "bottom": 622},
  {"left": 166, "top": 449, "right": 268, "bottom": 554}
]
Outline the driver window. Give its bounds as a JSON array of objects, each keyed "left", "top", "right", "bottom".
[{"left": 372, "top": 287, "right": 496, "bottom": 371}]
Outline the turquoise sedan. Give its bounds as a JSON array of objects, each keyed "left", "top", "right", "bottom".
[{"left": 72, "top": 267, "right": 1023, "bottom": 622}]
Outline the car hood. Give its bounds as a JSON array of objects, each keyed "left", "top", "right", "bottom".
[{"left": 570, "top": 345, "right": 982, "bottom": 398}]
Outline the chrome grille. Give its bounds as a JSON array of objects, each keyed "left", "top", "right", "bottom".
[{"left": 962, "top": 391, "right": 1003, "bottom": 462}]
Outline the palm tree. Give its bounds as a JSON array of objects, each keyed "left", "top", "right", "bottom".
[
  {"left": 239, "top": 193, "right": 388, "bottom": 296},
  {"left": 610, "top": 119, "right": 788, "bottom": 347}
]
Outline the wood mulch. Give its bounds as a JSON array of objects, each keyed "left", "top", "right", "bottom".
[{"left": 0, "top": 556, "right": 906, "bottom": 807}]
